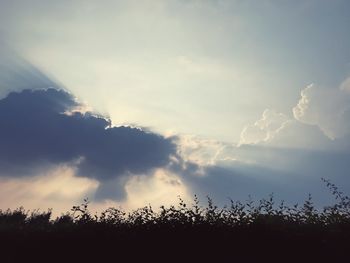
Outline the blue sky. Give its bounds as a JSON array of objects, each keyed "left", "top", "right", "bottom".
[{"left": 0, "top": 0, "right": 349, "bottom": 213}]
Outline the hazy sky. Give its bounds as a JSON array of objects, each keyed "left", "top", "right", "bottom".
[{"left": 0, "top": 0, "right": 350, "bottom": 214}]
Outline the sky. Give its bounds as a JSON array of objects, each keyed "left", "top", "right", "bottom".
[{"left": 0, "top": 0, "right": 350, "bottom": 214}]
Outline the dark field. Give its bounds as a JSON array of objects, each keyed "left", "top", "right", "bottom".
[{"left": 1, "top": 179, "right": 349, "bottom": 262}]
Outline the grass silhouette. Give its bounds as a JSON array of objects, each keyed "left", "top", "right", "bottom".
[{"left": 1, "top": 178, "right": 349, "bottom": 262}]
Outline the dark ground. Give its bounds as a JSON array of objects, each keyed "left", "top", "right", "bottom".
[{"left": 1, "top": 223, "right": 349, "bottom": 262}]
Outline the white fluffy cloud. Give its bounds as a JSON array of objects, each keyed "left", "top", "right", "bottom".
[
  {"left": 293, "top": 83, "right": 350, "bottom": 139},
  {"left": 240, "top": 77, "right": 350, "bottom": 148},
  {"left": 239, "top": 111, "right": 330, "bottom": 150},
  {"left": 239, "top": 109, "right": 289, "bottom": 145},
  {"left": 176, "top": 135, "right": 227, "bottom": 166}
]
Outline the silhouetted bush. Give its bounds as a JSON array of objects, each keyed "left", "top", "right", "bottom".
[{"left": 1, "top": 178, "right": 350, "bottom": 262}]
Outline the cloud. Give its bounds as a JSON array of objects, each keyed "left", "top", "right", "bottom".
[
  {"left": 184, "top": 78, "right": 350, "bottom": 205},
  {"left": 172, "top": 76, "right": 350, "bottom": 206},
  {"left": 340, "top": 77, "right": 350, "bottom": 92},
  {"left": 239, "top": 76, "right": 350, "bottom": 149},
  {"left": 181, "top": 145, "right": 350, "bottom": 207},
  {"left": 239, "top": 108, "right": 330, "bottom": 149},
  {"left": 121, "top": 168, "right": 191, "bottom": 210},
  {"left": 293, "top": 83, "right": 350, "bottom": 139},
  {"left": 1, "top": 87, "right": 349, "bottom": 210},
  {"left": 173, "top": 133, "right": 350, "bottom": 207},
  {"left": 268, "top": 120, "right": 331, "bottom": 149},
  {"left": 0, "top": 88, "right": 177, "bottom": 200},
  {"left": 239, "top": 109, "right": 289, "bottom": 145},
  {"left": 175, "top": 134, "right": 227, "bottom": 166},
  {"left": 183, "top": 164, "right": 299, "bottom": 205},
  {"left": 0, "top": 165, "right": 98, "bottom": 216}
]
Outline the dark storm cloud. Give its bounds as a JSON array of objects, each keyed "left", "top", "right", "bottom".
[
  {"left": 178, "top": 144, "right": 350, "bottom": 208},
  {"left": 0, "top": 88, "right": 177, "bottom": 185}
]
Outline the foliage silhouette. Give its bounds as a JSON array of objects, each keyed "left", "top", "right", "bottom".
[{"left": 1, "top": 179, "right": 350, "bottom": 262}]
